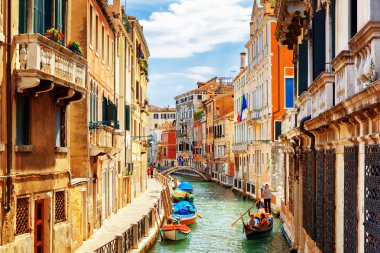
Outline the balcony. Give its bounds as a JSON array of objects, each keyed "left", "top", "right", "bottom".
[
  {"left": 14, "top": 34, "right": 86, "bottom": 102},
  {"left": 296, "top": 92, "right": 311, "bottom": 127},
  {"left": 89, "top": 125, "right": 121, "bottom": 156},
  {"left": 247, "top": 109, "right": 261, "bottom": 126},
  {"left": 231, "top": 143, "right": 248, "bottom": 153},
  {"left": 332, "top": 50, "right": 355, "bottom": 104},
  {"left": 281, "top": 109, "right": 297, "bottom": 135},
  {"left": 309, "top": 72, "right": 335, "bottom": 118}
]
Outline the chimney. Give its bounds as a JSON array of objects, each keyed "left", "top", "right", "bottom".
[
  {"left": 114, "top": 0, "right": 121, "bottom": 17},
  {"left": 240, "top": 52, "right": 247, "bottom": 70}
]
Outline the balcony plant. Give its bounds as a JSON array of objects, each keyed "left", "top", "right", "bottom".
[
  {"left": 144, "top": 98, "right": 149, "bottom": 106},
  {"left": 45, "top": 27, "right": 64, "bottom": 43},
  {"left": 67, "top": 40, "right": 83, "bottom": 56},
  {"left": 139, "top": 57, "right": 149, "bottom": 79}
]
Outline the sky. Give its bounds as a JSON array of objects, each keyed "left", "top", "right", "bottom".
[{"left": 112, "top": 0, "right": 253, "bottom": 107}]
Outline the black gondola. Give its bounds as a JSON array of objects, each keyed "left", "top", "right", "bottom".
[
  {"left": 243, "top": 219, "right": 274, "bottom": 240},
  {"left": 242, "top": 200, "right": 274, "bottom": 240}
]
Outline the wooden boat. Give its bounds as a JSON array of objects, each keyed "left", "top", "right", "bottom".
[
  {"left": 161, "top": 224, "right": 191, "bottom": 241},
  {"left": 243, "top": 219, "right": 274, "bottom": 240},
  {"left": 168, "top": 213, "right": 197, "bottom": 225}
]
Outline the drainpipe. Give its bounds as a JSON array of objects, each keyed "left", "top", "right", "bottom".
[
  {"left": 299, "top": 115, "right": 316, "bottom": 240},
  {"left": 4, "top": 0, "right": 13, "bottom": 213}
]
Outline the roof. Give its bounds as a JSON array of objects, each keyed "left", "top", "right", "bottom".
[
  {"left": 175, "top": 77, "right": 234, "bottom": 99},
  {"left": 149, "top": 105, "right": 176, "bottom": 112},
  {"left": 157, "top": 121, "right": 176, "bottom": 131}
]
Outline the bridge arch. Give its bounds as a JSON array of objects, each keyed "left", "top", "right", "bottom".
[{"left": 162, "top": 166, "right": 211, "bottom": 181}]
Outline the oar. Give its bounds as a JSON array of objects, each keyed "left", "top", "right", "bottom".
[
  {"left": 197, "top": 213, "right": 203, "bottom": 219},
  {"left": 230, "top": 203, "right": 256, "bottom": 227}
]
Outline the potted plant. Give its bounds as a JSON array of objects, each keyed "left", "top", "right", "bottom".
[
  {"left": 67, "top": 41, "right": 83, "bottom": 56},
  {"left": 45, "top": 27, "right": 64, "bottom": 43}
]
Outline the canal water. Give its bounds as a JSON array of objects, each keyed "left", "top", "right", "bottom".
[{"left": 149, "top": 176, "right": 290, "bottom": 253}]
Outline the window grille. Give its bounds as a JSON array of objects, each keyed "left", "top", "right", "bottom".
[
  {"left": 16, "top": 197, "right": 30, "bottom": 235},
  {"left": 364, "top": 144, "right": 380, "bottom": 252},
  {"left": 55, "top": 191, "right": 66, "bottom": 223}
]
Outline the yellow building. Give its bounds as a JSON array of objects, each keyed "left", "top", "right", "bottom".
[
  {"left": 127, "top": 16, "right": 150, "bottom": 198},
  {"left": 0, "top": 0, "right": 87, "bottom": 252}
]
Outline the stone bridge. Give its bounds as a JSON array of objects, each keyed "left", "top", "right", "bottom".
[{"left": 162, "top": 166, "right": 211, "bottom": 181}]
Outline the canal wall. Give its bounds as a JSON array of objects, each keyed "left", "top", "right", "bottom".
[{"left": 75, "top": 176, "right": 170, "bottom": 253}]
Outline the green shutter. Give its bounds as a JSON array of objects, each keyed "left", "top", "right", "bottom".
[
  {"left": 125, "top": 105, "right": 130, "bottom": 131},
  {"left": 102, "top": 97, "right": 107, "bottom": 123},
  {"left": 298, "top": 42, "right": 308, "bottom": 96},
  {"left": 19, "top": 0, "right": 27, "bottom": 33},
  {"left": 55, "top": 0, "right": 63, "bottom": 32},
  {"left": 34, "top": 0, "right": 43, "bottom": 33}
]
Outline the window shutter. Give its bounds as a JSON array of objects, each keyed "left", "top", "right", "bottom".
[
  {"left": 55, "top": 0, "right": 63, "bottom": 31},
  {"left": 102, "top": 97, "right": 107, "bottom": 123},
  {"left": 298, "top": 42, "right": 308, "bottom": 96},
  {"left": 19, "top": 0, "right": 28, "bottom": 33},
  {"left": 312, "top": 9, "right": 326, "bottom": 80},
  {"left": 125, "top": 105, "right": 130, "bottom": 131}
]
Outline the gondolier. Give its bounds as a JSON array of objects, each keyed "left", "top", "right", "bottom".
[{"left": 262, "top": 183, "right": 275, "bottom": 214}]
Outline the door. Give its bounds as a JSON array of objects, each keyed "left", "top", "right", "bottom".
[{"left": 34, "top": 200, "right": 44, "bottom": 253}]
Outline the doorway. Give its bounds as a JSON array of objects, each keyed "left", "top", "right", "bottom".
[{"left": 34, "top": 199, "right": 44, "bottom": 253}]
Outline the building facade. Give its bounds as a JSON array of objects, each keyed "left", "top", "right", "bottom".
[
  {"left": 175, "top": 77, "right": 233, "bottom": 167},
  {"left": 148, "top": 105, "right": 175, "bottom": 166},
  {"left": 233, "top": 1, "right": 293, "bottom": 212},
  {"left": 157, "top": 122, "right": 176, "bottom": 169},
  {"left": 0, "top": 0, "right": 150, "bottom": 252},
  {"left": 1, "top": 0, "right": 87, "bottom": 251},
  {"left": 276, "top": 0, "right": 380, "bottom": 252}
]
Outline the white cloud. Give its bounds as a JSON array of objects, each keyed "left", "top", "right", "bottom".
[{"left": 140, "top": 0, "right": 251, "bottom": 58}]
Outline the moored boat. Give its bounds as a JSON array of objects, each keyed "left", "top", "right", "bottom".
[
  {"left": 172, "top": 188, "right": 194, "bottom": 203},
  {"left": 161, "top": 224, "right": 191, "bottom": 241},
  {"left": 168, "top": 213, "right": 197, "bottom": 225}
]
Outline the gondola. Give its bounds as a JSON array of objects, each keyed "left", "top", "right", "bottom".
[
  {"left": 242, "top": 200, "right": 273, "bottom": 239},
  {"left": 243, "top": 219, "right": 273, "bottom": 240}
]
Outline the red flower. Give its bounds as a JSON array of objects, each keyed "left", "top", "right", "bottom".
[{"left": 60, "top": 33, "right": 65, "bottom": 39}]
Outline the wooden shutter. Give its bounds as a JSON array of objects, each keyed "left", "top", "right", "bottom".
[
  {"left": 125, "top": 105, "right": 130, "bottom": 131},
  {"left": 19, "top": 0, "right": 28, "bottom": 33}
]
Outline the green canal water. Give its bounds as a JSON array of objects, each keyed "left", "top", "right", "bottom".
[{"left": 149, "top": 176, "right": 290, "bottom": 253}]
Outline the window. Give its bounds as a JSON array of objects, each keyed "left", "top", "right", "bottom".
[
  {"left": 107, "top": 35, "right": 109, "bottom": 66},
  {"left": 154, "top": 114, "right": 159, "bottom": 119},
  {"left": 154, "top": 124, "right": 158, "bottom": 128},
  {"left": 274, "top": 121, "right": 282, "bottom": 141},
  {"left": 161, "top": 114, "right": 166, "bottom": 119},
  {"left": 55, "top": 105, "right": 66, "bottom": 147},
  {"left": 102, "top": 26, "right": 104, "bottom": 61},
  {"left": 285, "top": 77, "right": 295, "bottom": 108},
  {"left": 55, "top": 191, "right": 66, "bottom": 223},
  {"left": 16, "top": 96, "right": 31, "bottom": 145},
  {"left": 198, "top": 95, "right": 202, "bottom": 100},
  {"left": 125, "top": 105, "right": 130, "bottom": 131},
  {"left": 95, "top": 15, "right": 99, "bottom": 52},
  {"left": 90, "top": 5, "right": 93, "bottom": 46},
  {"left": 171, "top": 114, "right": 175, "bottom": 119},
  {"left": 16, "top": 197, "right": 30, "bottom": 235}
]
